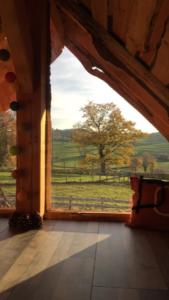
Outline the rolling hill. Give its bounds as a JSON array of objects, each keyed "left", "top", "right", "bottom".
[
  {"left": 52, "top": 129, "right": 169, "bottom": 168},
  {"left": 134, "top": 132, "right": 169, "bottom": 161}
]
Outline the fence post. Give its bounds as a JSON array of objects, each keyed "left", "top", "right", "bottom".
[
  {"left": 106, "top": 174, "right": 107, "bottom": 182},
  {"left": 101, "top": 198, "right": 103, "bottom": 211},
  {"left": 69, "top": 198, "right": 71, "bottom": 210}
]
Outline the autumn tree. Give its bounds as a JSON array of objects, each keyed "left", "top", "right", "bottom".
[
  {"left": 73, "top": 101, "right": 145, "bottom": 174},
  {"left": 130, "top": 157, "right": 142, "bottom": 173},
  {"left": 149, "top": 157, "right": 156, "bottom": 173},
  {"left": 142, "top": 153, "right": 156, "bottom": 173}
]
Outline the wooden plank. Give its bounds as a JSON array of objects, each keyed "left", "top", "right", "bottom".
[
  {"left": 92, "top": 287, "right": 169, "bottom": 300},
  {"left": 41, "top": 226, "right": 97, "bottom": 300},
  {"left": 45, "top": 210, "right": 130, "bottom": 222},
  {"left": 15, "top": 0, "right": 50, "bottom": 215},
  {"left": 0, "top": 229, "right": 36, "bottom": 283},
  {"left": 1, "top": 221, "right": 97, "bottom": 300},
  {"left": 140, "top": 0, "right": 169, "bottom": 66},
  {"left": 45, "top": 108, "right": 52, "bottom": 211},
  {"left": 111, "top": 0, "right": 134, "bottom": 43},
  {"left": 78, "top": 0, "right": 91, "bottom": 11},
  {"left": 53, "top": 220, "right": 99, "bottom": 233},
  {"left": 152, "top": 21, "right": 169, "bottom": 85},
  {"left": 57, "top": 0, "right": 169, "bottom": 106},
  {"left": 126, "top": 0, "right": 157, "bottom": 55},
  {"left": 94, "top": 223, "right": 167, "bottom": 289},
  {"left": 0, "top": 208, "right": 15, "bottom": 217},
  {"left": 57, "top": 0, "right": 169, "bottom": 140},
  {"left": 91, "top": 0, "right": 107, "bottom": 29},
  {"left": 0, "top": 290, "right": 13, "bottom": 300},
  {"left": 0, "top": 220, "right": 169, "bottom": 299},
  {"left": 147, "top": 231, "right": 169, "bottom": 288},
  {"left": 0, "top": 223, "right": 60, "bottom": 295},
  {"left": 30, "top": 0, "right": 49, "bottom": 215},
  {"left": 0, "top": 218, "right": 9, "bottom": 233},
  {"left": 0, "top": 0, "right": 34, "bottom": 93}
]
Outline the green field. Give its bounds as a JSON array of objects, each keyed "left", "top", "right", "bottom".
[
  {"left": 0, "top": 131, "right": 168, "bottom": 212},
  {"left": 52, "top": 131, "right": 169, "bottom": 170},
  {"left": 52, "top": 183, "right": 132, "bottom": 212},
  {"left": 51, "top": 131, "right": 169, "bottom": 212},
  {"left": 52, "top": 141, "right": 169, "bottom": 172},
  {"left": 52, "top": 183, "right": 132, "bottom": 199},
  {"left": 134, "top": 133, "right": 169, "bottom": 160}
]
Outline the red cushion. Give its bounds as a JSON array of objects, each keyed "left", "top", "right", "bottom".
[{"left": 127, "top": 176, "right": 169, "bottom": 230}]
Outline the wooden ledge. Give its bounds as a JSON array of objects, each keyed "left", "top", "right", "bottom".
[
  {"left": 0, "top": 208, "right": 15, "bottom": 217},
  {"left": 45, "top": 209, "right": 130, "bottom": 222}
]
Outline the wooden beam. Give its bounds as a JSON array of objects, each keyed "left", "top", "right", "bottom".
[
  {"left": 45, "top": 108, "right": 52, "bottom": 211},
  {"left": 0, "top": 0, "right": 34, "bottom": 93},
  {"left": 45, "top": 210, "right": 130, "bottom": 222},
  {"left": 51, "top": 0, "right": 65, "bottom": 61},
  {"left": 15, "top": 0, "right": 50, "bottom": 216},
  {"left": 58, "top": 1, "right": 169, "bottom": 139},
  {"left": 66, "top": 40, "right": 169, "bottom": 139},
  {"left": 0, "top": 208, "right": 15, "bottom": 217},
  {"left": 57, "top": 0, "right": 169, "bottom": 112}
]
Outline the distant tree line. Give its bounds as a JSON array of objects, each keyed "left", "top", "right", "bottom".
[{"left": 130, "top": 153, "right": 156, "bottom": 173}]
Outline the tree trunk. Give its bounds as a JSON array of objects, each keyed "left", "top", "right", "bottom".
[{"left": 99, "top": 144, "right": 106, "bottom": 174}]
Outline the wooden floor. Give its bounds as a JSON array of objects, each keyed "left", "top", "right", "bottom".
[{"left": 0, "top": 219, "right": 169, "bottom": 300}]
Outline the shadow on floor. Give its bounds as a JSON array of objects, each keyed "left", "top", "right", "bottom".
[{"left": 0, "top": 221, "right": 169, "bottom": 300}]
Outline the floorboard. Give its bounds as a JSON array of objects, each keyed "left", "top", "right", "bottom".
[
  {"left": 0, "top": 219, "right": 169, "bottom": 299},
  {"left": 94, "top": 223, "right": 166, "bottom": 289},
  {"left": 92, "top": 287, "right": 169, "bottom": 300}
]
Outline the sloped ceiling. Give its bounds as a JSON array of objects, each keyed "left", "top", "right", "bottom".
[{"left": 0, "top": 0, "right": 169, "bottom": 139}]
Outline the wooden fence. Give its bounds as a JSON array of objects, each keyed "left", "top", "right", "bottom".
[
  {"left": 52, "top": 171, "right": 169, "bottom": 184},
  {"left": 52, "top": 196, "right": 130, "bottom": 211},
  {"left": 0, "top": 169, "right": 169, "bottom": 209}
]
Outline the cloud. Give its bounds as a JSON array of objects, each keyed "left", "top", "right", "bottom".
[
  {"left": 51, "top": 47, "right": 157, "bottom": 133},
  {"left": 51, "top": 48, "right": 99, "bottom": 97}
]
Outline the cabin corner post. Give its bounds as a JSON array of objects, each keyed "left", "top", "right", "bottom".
[
  {"left": 0, "top": 0, "right": 51, "bottom": 228},
  {"left": 17, "top": 0, "right": 51, "bottom": 224}
]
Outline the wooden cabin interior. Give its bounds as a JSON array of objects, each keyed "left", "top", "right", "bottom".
[{"left": 0, "top": 0, "right": 169, "bottom": 299}]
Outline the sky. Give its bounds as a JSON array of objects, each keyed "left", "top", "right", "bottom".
[{"left": 51, "top": 47, "right": 157, "bottom": 133}]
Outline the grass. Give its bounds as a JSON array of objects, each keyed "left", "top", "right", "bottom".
[
  {"left": 52, "top": 183, "right": 132, "bottom": 199},
  {"left": 52, "top": 183, "right": 132, "bottom": 212},
  {"left": 51, "top": 137, "right": 169, "bottom": 212},
  {"left": 0, "top": 131, "right": 169, "bottom": 211},
  {"left": 0, "top": 171, "right": 15, "bottom": 184},
  {"left": 52, "top": 140, "right": 169, "bottom": 172},
  {"left": 157, "top": 162, "right": 169, "bottom": 172},
  {"left": 52, "top": 172, "right": 130, "bottom": 183}
]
